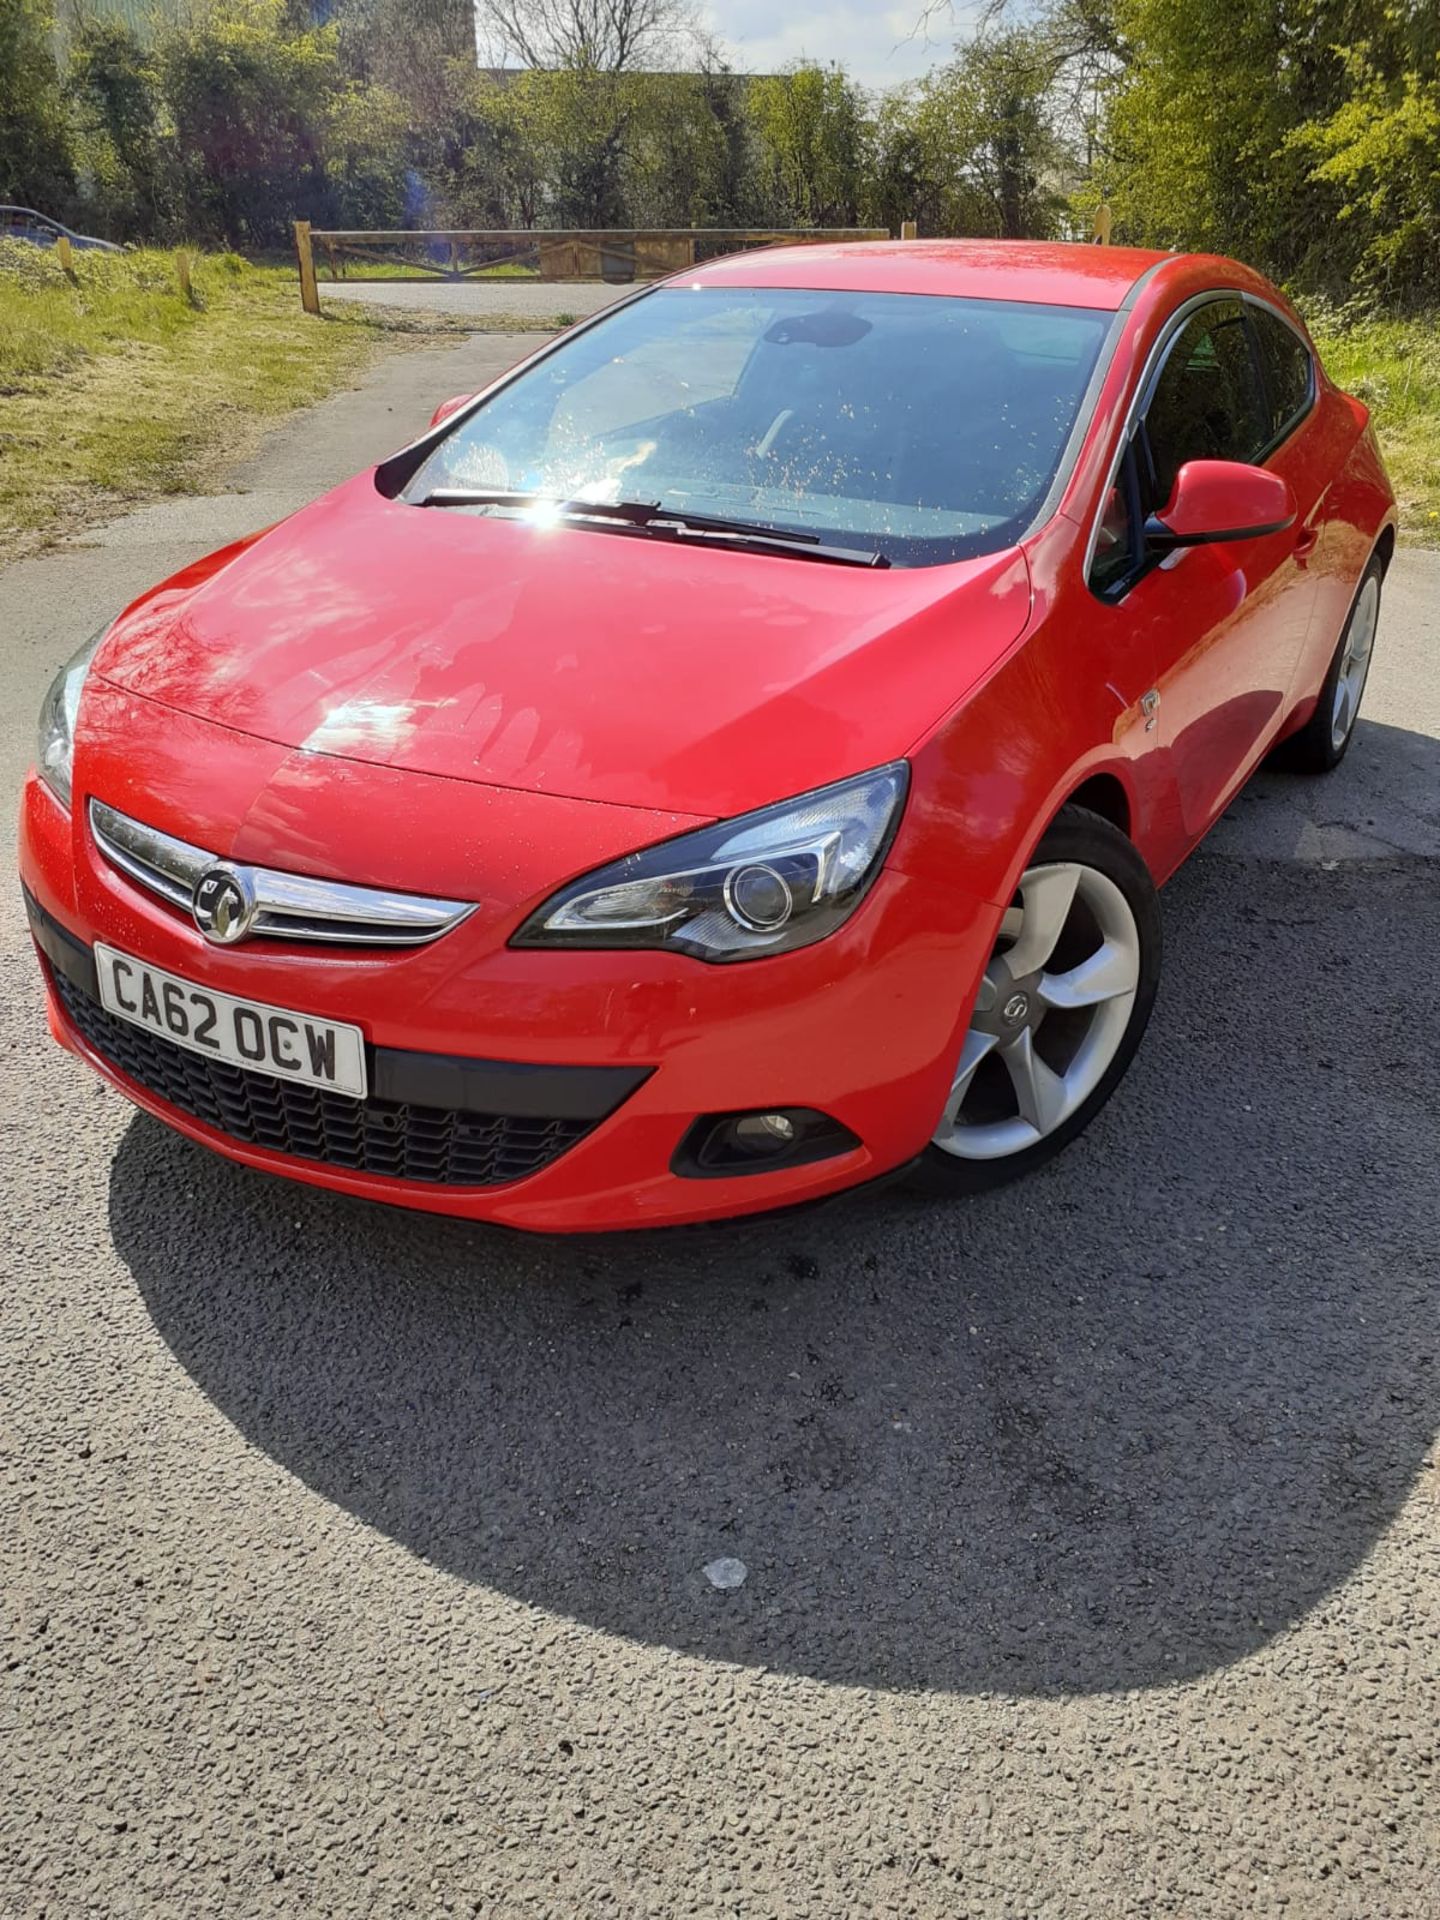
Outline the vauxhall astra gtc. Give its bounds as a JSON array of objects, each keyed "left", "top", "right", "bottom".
[{"left": 22, "top": 241, "right": 1394, "bottom": 1231}]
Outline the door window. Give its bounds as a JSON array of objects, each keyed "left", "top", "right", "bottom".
[{"left": 1140, "top": 300, "right": 1270, "bottom": 510}]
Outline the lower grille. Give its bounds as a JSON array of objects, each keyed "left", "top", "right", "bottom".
[{"left": 52, "top": 970, "right": 592, "bottom": 1188}]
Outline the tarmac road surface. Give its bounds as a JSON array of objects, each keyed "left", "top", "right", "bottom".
[{"left": 1, "top": 335, "right": 1436, "bottom": 1917}]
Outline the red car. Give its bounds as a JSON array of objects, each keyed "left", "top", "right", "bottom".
[{"left": 22, "top": 241, "right": 1394, "bottom": 1232}]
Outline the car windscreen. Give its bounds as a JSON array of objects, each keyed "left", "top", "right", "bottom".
[{"left": 402, "top": 287, "right": 1112, "bottom": 567}]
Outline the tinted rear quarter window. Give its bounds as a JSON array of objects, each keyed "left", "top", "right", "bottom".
[{"left": 1249, "top": 307, "right": 1315, "bottom": 441}]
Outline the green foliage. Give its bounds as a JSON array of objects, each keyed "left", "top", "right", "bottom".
[
  {"left": 747, "top": 65, "right": 868, "bottom": 227},
  {"left": 1106, "top": 0, "right": 1310, "bottom": 261},
  {"left": 624, "top": 70, "right": 760, "bottom": 228},
  {"left": 1098, "top": 0, "right": 1440, "bottom": 299},
  {"left": 1290, "top": 44, "right": 1440, "bottom": 297},
  {"left": 907, "top": 34, "right": 1072, "bottom": 240},
  {"left": 0, "top": 0, "right": 1432, "bottom": 316},
  {"left": 0, "top": 0, "right": 74, "bottom": 209},
  {"left": 66, "top": 19, "right": 173, "bottom": 239},
  {"left": 159, "top": 0, "right": 340, "bottom": 246},
  {"left": 322, "top": 76, "right": 411, "bottom": 230}
]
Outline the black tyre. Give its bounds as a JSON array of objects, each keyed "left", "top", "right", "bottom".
[
  {"left": 1276, "top": 554, "right": 1383, "bottom": 773},
  {"left": 909, "top": 805, "right": 1162, "bottom": 1196}
]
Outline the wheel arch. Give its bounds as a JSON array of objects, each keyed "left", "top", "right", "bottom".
[
  {"left": 1062, "top": 770, "right": 1133, "bottom": 839},
  {"left": 980, "top": 758, "right": 1148, "bottom": 919}
]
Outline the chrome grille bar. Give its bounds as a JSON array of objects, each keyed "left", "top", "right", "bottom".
[
  {"left": 89, "top": 804, "right": 206, "bottom": 911},
  {"left": 89, "top": 799, "right": 474, "bottom": 949}
]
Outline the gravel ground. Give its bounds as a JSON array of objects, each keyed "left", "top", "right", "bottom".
[
  {"left": 320, "top": 278, "right": 627, "bottom": 321},
  {"left": 2, "top": 336, "right": 1437, "bottom": 1917}
]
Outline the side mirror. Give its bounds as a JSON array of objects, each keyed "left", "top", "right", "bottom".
[
  {"left": 428, "top": 393, "right": 474, "bottom": 430},
  {"left": 1144, "top": 459, "right": 1296, "bottom": 551}
]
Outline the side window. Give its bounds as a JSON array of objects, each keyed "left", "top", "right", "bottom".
[
  {"left": 1248, "top": 307, "right": 1314, "bottom": 442},
  {"left": 1089, "top": 445, "right": 1144, "bottom": 597},
  {"left": 1139, "top": 300, "right": 1269, "bottom": 510}
]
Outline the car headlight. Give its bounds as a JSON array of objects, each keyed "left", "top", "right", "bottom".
[
  {"left": 513, "top": 762, "right": 909, "bottom": 963},
  {"left": 37, "top": 629, "right": 105, "bottom": 808}
]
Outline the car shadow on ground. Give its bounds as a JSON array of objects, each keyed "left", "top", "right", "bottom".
[{"left": 109, "top": 726, "right": 1439, "bottom": 1699}]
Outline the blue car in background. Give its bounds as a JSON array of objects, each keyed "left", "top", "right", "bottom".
[{"left": 1, "top": 205, "right": 121, "bottom": 253}]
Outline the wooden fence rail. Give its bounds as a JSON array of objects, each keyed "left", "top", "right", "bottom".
[{"left": 294, "top": 222, "right": 901, "bottom": 313}]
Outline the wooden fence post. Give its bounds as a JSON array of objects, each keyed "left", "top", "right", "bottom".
[
  {"left": 55, "top": 234, "right": 77, "bottom": 282},
  {"left": 295, "top": 220, "right": 320, "bottom": 314},
  {"left": 900, "top": 219, "right": 918, "bottom": 240}
]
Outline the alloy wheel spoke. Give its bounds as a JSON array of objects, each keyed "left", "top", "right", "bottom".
[
  {"left": 1003, "top": 865, "right": 1081, "bottom": 978},
  {"left": 943, "top": 1026, "right": 1000, "bottom": 1125},
  {"left": 999, "top": 1028, "right": 1068, "bottom": 1136},
  {"left": 1038, "top": 937, "right": 1139, "bottom": 1010},
  {"left": 1333, "top": 676, "right": 1355, "bottom": 740}
]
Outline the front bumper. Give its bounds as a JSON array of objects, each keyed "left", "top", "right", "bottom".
[{"left": 20, "top": 754, "right": 997, "bottom": 1232}]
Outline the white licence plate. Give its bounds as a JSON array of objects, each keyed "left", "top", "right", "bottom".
[{"left": 94, "top": 943, "right": 367, "bottom": 1100}]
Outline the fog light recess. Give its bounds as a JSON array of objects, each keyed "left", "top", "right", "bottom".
[{"left": 673, "top": 1107, "right": 862, "bottom": 1178}]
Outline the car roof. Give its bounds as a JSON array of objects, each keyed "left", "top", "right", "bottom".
[{"left": 685, "top": 239, "right": 1179, "bottom": 312}]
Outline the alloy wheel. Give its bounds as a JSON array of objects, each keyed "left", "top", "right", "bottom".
[
  {"left": 1331, "top": 572, "right": 1379, "bottom": 751},
  {"left": 931, "top": 860, "right": 1142, "bottom": 1161}
]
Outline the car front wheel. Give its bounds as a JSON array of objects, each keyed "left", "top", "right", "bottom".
[{"left": 911, "top": 805, "right": 1162, "bottom": 1194}]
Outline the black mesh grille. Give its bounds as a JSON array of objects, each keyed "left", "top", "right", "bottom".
[{"left": 52, "top": 971, "right": 591, "bottom": 1188}]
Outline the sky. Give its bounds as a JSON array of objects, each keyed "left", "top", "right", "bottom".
[{"left": 698, "top": 0, "right": 973, "bottom": 88}]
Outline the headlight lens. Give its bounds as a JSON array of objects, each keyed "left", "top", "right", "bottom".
[
  {"left": 514, "top": 762, "right": 909, "bottom": 962},
  {"left": 37, "top": 629, "right": 105, "bottom": 808}
]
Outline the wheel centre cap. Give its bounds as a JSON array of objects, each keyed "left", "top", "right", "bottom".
[{"left": 1002, "top": 991, "right": 1030, "bottom": 1026}]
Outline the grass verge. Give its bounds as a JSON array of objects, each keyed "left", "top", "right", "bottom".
[
  {"left": 1302, "top": 301, "right": 1440, "bottom": 543},
  {"left": 0, "top": 243, "right": 473, "bottom": 559}
]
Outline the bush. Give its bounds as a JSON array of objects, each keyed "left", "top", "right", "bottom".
[{"left": 0, "top": 0, "right": 74, "bottom": 211}]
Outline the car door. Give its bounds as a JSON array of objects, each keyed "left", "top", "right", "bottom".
[{"left": 1088, "top": 297, "right": 1320, "bottom": 846}]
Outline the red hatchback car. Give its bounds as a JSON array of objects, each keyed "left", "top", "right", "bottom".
[{"left": 22, "top": 241, "right": 1394, "bottom": 1232}]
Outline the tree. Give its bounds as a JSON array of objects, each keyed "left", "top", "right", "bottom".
[
  {"left": 160, "top": 0, "right": 341, "bottom": 246},
  {"left": 469, "top": 0, "right": 703, "bottom": 227},
  {"left": 1070, "top": 0, "right": 1439, "bottom": 294},
  {"left": 875, "top": 32, "right": 1072, "bottom": 241},
  {"left": 624, "top": 64, "right": 761, "bottom": 226},
  {"left": 951, "top": 32, "right": 1071, "bottom": 237},
  {"left": 474, "top": 0, "right": 697, "bottom": 75},
  {"left": 1289, "top": 37, "right": 1440, "bottom": 297},
  {"left": 747, "top": 64, "right": 868, "bottom": 227},
  {"left": 322, "top": 75, "right": 411, "bottom": 230},
  {"left": 0, "top": 0, "right": 75, "bottom": 211},
  {"left": 66, "top": 19, "right": 173, "bottom": 239}
]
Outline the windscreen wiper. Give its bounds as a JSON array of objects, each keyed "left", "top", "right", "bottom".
[
  {"left": 418, "top": 488, "right": 664, "bottom": 523},
  {"left": 415, "top": 489, "right": 890, "bottom": 568}
]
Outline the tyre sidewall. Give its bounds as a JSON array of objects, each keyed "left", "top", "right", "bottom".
[
  {"left": 910, "top": 806, "right": 1162, "bottom": 1196},
  {"left": 1287, "top": 554, "right": 1385, "bottom": 772}
]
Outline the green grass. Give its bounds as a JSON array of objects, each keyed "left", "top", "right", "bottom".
[
  {"left": 1301, "top": 301, "right": 1440, "bottom": 543},
  {"left": 0, "top": 242, "right": 466, "bottom": 555},
  {"left": 316, "top": 257, "right": 540, "bottom": 281}
]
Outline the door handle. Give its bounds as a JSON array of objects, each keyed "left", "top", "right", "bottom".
[{"left": 1294, "top": 525, "right": 1320, "bottom": 564}]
